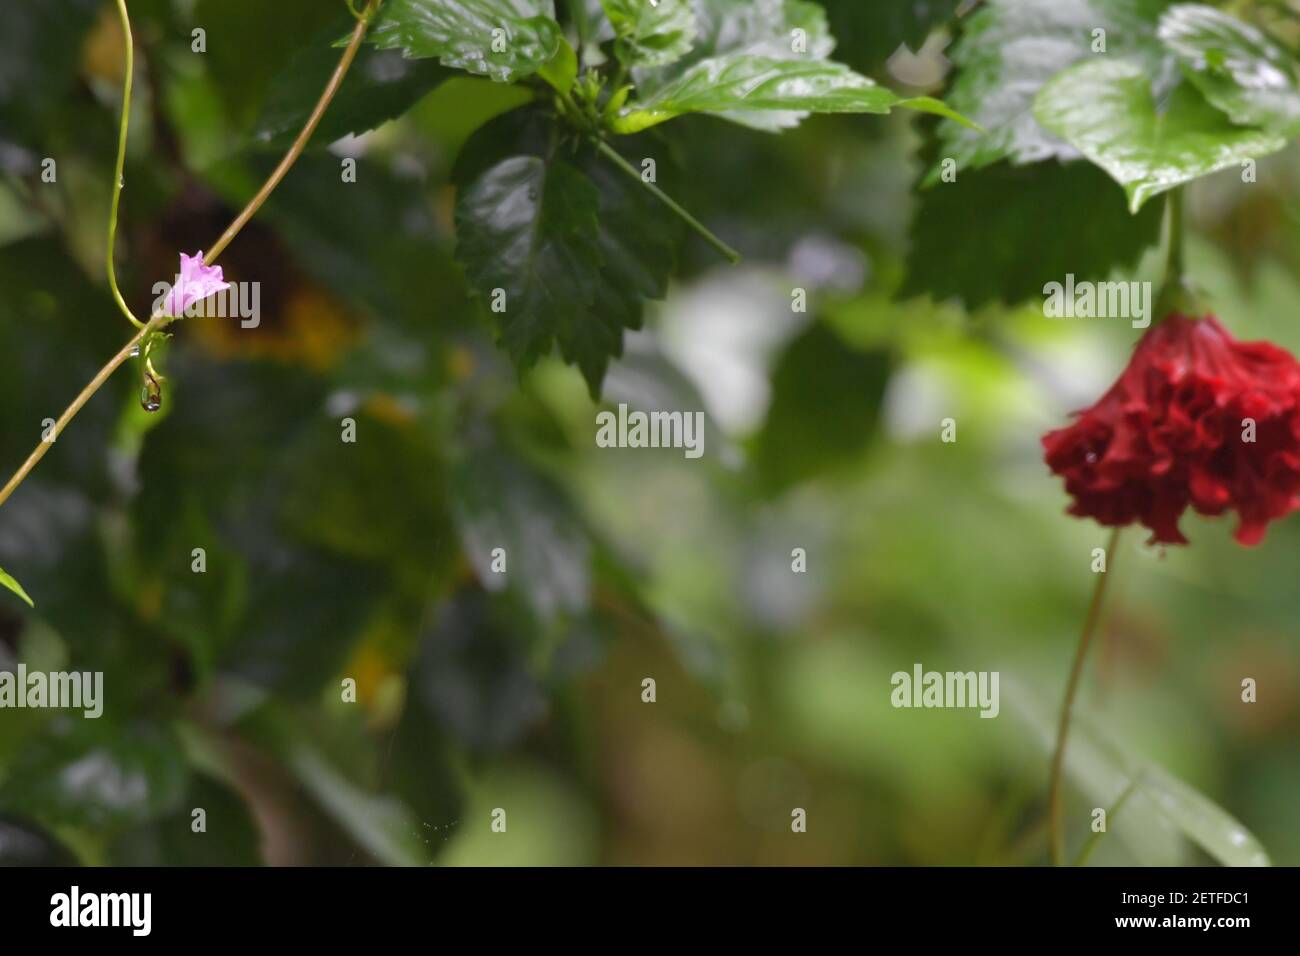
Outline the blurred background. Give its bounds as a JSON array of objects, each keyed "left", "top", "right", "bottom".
[{"left": 0, "top": 0, "right": 1297, "bottom": 866}]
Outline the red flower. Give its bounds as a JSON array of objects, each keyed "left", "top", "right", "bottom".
[{"left": 1043, "top": 314, "right": 1300, "bottom": 546}]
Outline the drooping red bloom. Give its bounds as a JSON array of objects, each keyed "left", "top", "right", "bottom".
[{"left": 1043, "top": 314, "right": 1300, "bottom": 546}]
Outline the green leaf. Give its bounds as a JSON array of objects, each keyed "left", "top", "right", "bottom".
[
  {"left": 455, "top": 154, "right": 604, "bottom": 370},
  {"left": 601, "top": 0, "right": 697, "bottom": 68},
  {"left": 818, "top": 0, "right": 961, "bottom": 74},
  {"left": 451, "top": 448, "right": 591, "bottom": 623},
  {"left": 613, "top": 55, "right": 968, "bottom": 133},
  {"left": 929, "top": 0, "right": 1174, "bottom": 184},
  {"left": 253, "top": 17, "right": 451, "bottom": 149},
  {"left": 1157, "top": 3, "right": 1300, "bottom": 136},
  {"left": 1007, "top": 675, "right": 1271, "bottom": 866},
  {"left": 1138, "top": 765, "right": 1270, "bottom": 867},
  {"left": 0, "top": 565, "right": 33, "bottom": 608},
  {"left": 537, "top": 35, "right": 578, "bottom": 93},
  {"left": 1034, "top": 57, "right": 1286, "bottom": 212},
  {"left": 630, "top": 0, "right": 835, "bottom": 131},
  {"left": 367, "top": 0, "right": 564, "bottom": 83},
  {"left": 0, "top": 720, "right": 190, "bottom": 835},
  {"left": 453, "top": 111, "right": 684, "bottom": 393},
  {"left": 288, "top": 745, "right": 429, "bottom": 866},
  {"left": 752, "top": 324, "right": 892, "bottom": 494},
  {"left": 902, "top": 159, "right": 1164, "bottom": 308},
  {"left": 566, "top": 145, "right": 683, "bottom": 390}
]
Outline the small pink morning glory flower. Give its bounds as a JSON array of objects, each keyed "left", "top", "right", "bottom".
[{"left": 163, "top": 251, "right": 230, "bottom": 318}]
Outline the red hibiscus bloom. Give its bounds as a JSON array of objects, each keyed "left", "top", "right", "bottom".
[{"left": 1042, "top": 314, "right": 1300, "bottom": 546}]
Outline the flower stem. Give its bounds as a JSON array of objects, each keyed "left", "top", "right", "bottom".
[
  {"left": 1048, "top": 525, "right": 1121, "bottom": 866},
  {"left": 0, "top": 1, "right": 378, "bottom": 511},
  {"left": 108, "top": 0, "right": 145, "bottom": 330},
  {"left": 593, "top": 138, "right": 741, "bottom": 264}
]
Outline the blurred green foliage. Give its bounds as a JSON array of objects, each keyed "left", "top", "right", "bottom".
[{"left": 0, "top": 0, "right": 1299, "bottom": 867}]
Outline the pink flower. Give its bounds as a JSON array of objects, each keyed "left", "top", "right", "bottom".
[{"left": 163, "top": 251, "right": 230, "bottom": 318}]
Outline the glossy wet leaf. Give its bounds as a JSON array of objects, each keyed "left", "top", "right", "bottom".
[
  {"left": 601, "top": 0, "right": 697, "bottom": 68},
  {"left": 1157, "top": 3, "right": 1300, "bottom": 136},
  {"left": 566, "top": 144, "right": 683, "bottom": 391},
  {"left": 455, "top": 154, "right": 603, "bottom": 371},
  {"left": 928, "top": 0, "right": 1174, "bottom": 184},
  {"left": 453, "top": 109, "right": 683, "bottom": 393},
  {"left": 367, "top": 0, "right": 563, "bottom": 83},
  {"left": 1035, "top": 57, "right": 1286, "bottom": 211},
  {"left": 1007, "top": 675, "right": 1270, "bottom": 866},
  {"left": 1139, "top": 766, "right": 1270, "bottom": 867},
  {"left": 903, "top": 159, "right": 1164, "bottom": 308},
  {"left": 0, "top": 565, "right": 33, "bottom": 607},
  {"left": 630, "top": 0, "right": 833, "bottom": 132},
  {"left": 613, "top": 55, "right": 968, "bottom": 134}
]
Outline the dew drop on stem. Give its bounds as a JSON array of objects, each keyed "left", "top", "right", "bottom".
[{"left": 140, "top": 372, "right": 162, "bottom": 413}]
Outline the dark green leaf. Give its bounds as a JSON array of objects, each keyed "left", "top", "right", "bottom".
[
  {"left": 407, "top": 591, "right": 548, "bottom": 751},
  {"left": 108, "top": 774, "right": 262, "bottom": 866},
  {"left": 1158, "top": 3, "right": 1300, "bottom": 136},
  {"left": 1034, "top": 58, "right": 1286, "bottom": 212},
  {"left": 367, "top": 0, "right": 564, "bottom": 83},
  {"left": 450, "top": 447, "right": 591, "bottom": 623},
  {"left": 453, "top": 111, "right": 683, "bottom": 393},
  {"left": 565, "top": 143, "right": 683, "bottom": 390},
  {"left": 253, "top": 17, "right": 451, "bottom": 149},
  {"left": 819, "top": 0, "right": 960, "bottom": 74},
  {"left": 752, "top": 324, "right": 891, "bottom": 493},
  {"left": 455, "top": 154, "right": 603, "bottom": 370},
  {"left": 194, "top": 0, "right": 343, "bottom": 127},
  {"left": 929, "top": 0, "right": 1174, "bottom": 184},
  {"left": 903, "top": 159, "right": 1165, "bottom": 308},
  {"left": 0, "top": 720, "right": 189, "bottom": 835}
]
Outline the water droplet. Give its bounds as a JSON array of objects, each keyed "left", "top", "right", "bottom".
[
  {"left": 129, "top": 346, "right": 140, "bottom": 358},
  {"left": 1085, "top": 451, "right": 1097, "bottom": 463},
  {"left": 118, "top": 176, "right": 125, "bottom": 189},
  {"left": 140, "top": 373, "right": 162, "bottom": 413},
  {"left": 527, "top": 187, "right": 538, "bottom": 200}
]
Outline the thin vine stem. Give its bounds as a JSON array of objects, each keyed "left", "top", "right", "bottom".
[
  {"left": 108, "top": 0, "right": 145, "bottom": 330},
  {"left": 593, "top": 138, "right": 742, "bottom": 264},
  {"left": 0, "top": 1, "right": 379, "bottom": 511},
  {"left": 1048, "top": 525, "right": 1121, "bottom": 867}
]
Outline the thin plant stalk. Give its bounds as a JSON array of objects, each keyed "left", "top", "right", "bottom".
[
  {"left": 1048, "top": 525, "right": 1121, "bottom": 866},
  {"left": 0, "top": 1, "right": 379, "bottom": 511}
]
